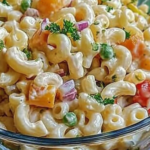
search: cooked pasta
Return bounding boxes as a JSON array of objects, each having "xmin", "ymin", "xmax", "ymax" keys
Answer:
[{"xmin": 0, "ymin": 0, "xmax": 150, "ymax": 149}]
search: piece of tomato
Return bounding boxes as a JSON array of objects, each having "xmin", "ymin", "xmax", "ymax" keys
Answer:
[{"xmin": 133, "ymin": 80, "xmax": 150, "ymax": 107}]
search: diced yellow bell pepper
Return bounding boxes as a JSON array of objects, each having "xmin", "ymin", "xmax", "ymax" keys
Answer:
[{"xmin": 127, "ymin": 3, "xmax": 149, "ymax": 19}]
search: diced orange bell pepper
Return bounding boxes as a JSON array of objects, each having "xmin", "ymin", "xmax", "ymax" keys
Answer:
[
  {"xmin": 140, "ymin": 56, "xmax": 150, "ymax": 70},
  {"xmin": 120, "ymin": 35, "xmax": 146, "ymax": 59},
  {"xmin": 29, "ymin": 29, "xmax": 50, "ymax": 52},
  {"xmin": 98, "ymin": 0, "xmax": 101, "ymax": 4},
  {"xmin": 28, "ymin": 83, "xmax": 56, "ymax": 108},
  {"xmin": 37, "ymin": 0, "xmax": 65, "ymax": 18}
]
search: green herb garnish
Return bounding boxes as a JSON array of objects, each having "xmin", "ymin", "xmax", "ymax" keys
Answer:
[
  {"xmin": 131, "ymin": 0, "xmax": 138, "ymax": 3},
  {"xmin": 100, "ymin": 43, "xmax": 114, "ymax": 60},
  {"xmin": 91, "ymin": 93, "xmax": 103, "ymax": 104},
  {"xmin": 2, "ymin": 0, "xmax": 9, "ymax": 6},
  {"xmin": 90, "ymin": 93, "xmax": 115, "ymax": 105},
  {"xmin": 134, "ymin": 148, "xmax": 140, "ymax": 150},
  {"xmin": 103, "ymin": 97, "xmax": 115, "ymax": 105},
  {"xmin": 0, "ymin": 40, "xmax": 5, "ymax": 51},
  {"xmin": 106, "ymin": 6, "xmax": 113, "ymax": 12},
  {"xmin": 101, "ymin": 0, "xmax": 111, "ymax": 3},
  {"xmin": 112, "ymin": 74, "xmax": 117, "ymax": 82},
  {"xmin": 45, "ymin": 20, "xmax": 80, "ymax": 41},
  {"xmin": 94, "ymin": 21, "xmax": 99, "ymax": 25},
  {"xmin": 76, "ymin": 134, "xmax": 81, "ymax": 138},
  {"xmin": 124, "ymin": 30, "xmax": 131, "ymax": 39},
  {"xmin": 91, "ymin": 43, "xmax": 100, "ymax": 51},
  {"xmin": 96, "ymin": 81, "xmax": 105, "ymax": 88},
  {"xmin": 102, "ymin": 29, "xmax": 106, "ymax": 33},
  {"xmin": 45, "ymin": 22, "xmax": 60, "ymax": 33},
  {"xmin": 22, "ymin": 48, "xmax": 32, "ymax": 60},
  {"xmin": 62, "ymin": 20, "xmax": 80, "ymax": 41},
  {"xmin": 96, "ymin": 31, "xmax": 100, "ymax": 35}
]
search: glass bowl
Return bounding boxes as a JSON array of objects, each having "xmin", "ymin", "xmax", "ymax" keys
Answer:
[
  {"xmin": 0, "ymin": 116, "xmax": 150, "ymax": 150},
  {"xmin": 0, "ymin": 1, "xmax": 150, "ymax": 150}
]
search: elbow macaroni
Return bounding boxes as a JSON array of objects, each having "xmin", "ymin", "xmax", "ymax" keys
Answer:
[
  {"xmin": 101, "ymin": 81, "xmax": 136, "ymax": 99},
  {"xmin": 75, "ymin": 3, "xmax": 95, "ymax": 25},
  {"xmin": 0, "ymin": 0, "xmax": 149, "ymax": 149},
  {"xmin": 5, "ymin": 47, "xmax": 43, "ymax": 77},
  {"xmin": 46, "ymin": 34, "xmax": 71, "ymax": 64},
  {"xmin": 14, "ymin": 103, "xmax": 49, "ymax": 137},
  {"xmin": 5, "ymin": 21, "xmax": 28, "ymax": 50}
]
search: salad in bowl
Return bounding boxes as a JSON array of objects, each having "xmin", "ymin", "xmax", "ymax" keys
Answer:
[{"xmin": 0, "ymin": 0, "xmax": 150, "ymax": 149}]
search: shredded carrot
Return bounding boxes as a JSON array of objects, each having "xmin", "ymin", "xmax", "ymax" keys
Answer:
[{"xmin": 28, "ymin": 83, "xmax": 56, "ymax": 108}]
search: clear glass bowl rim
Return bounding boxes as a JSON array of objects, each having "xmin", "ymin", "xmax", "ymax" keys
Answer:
[{"xmin": 0, "ymin": 116, "xmax": 150, "ymax": 147}]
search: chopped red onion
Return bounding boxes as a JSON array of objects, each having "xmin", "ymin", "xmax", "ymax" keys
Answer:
[
  {"xmin": 41, "ymin": 18, "xmax": 50, "ymax": 31},
  {"xmin": 75, "ymin": 21, "xmax": 89, "ymax": 31},
  {"xmin": 62, "ymin": 88, "xmax": 77, "ymax": 101},
  {"xmin": 67, "ymin": 0, "xmax": 73, "ymax": 7},
  {"xmin": 57, "ymin": 80, "xmax": 77, "ymax": 101},
  {"xmin": 24, "ymin": 8, "xmax": 39, "ymax": 18}
]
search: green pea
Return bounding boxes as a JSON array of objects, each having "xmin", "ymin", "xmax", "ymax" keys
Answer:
[
  {"xmin": 20, "ymin": 0, "xmax": 31, "ymax": 12},
  {"xmin": 100, "ymin": 44, "xmax": 114, "ymax": 60},
  {"xmin": 63, "ymin": 112, "xmax": 77, "ymax": 127}
]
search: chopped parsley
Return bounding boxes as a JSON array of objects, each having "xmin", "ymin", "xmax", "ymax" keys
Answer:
[
  {"xmin": 96, "ymin": 31, "xmax": 100, "ymax": 35},
  {"xmin": 103, "ymin": 97, "xmax": 115, "ymax": 105},
  {"xmin": 45, "ymin": 22, "xmax": 60, "ymax": 33},
  {"xmin": 90, "ymin": 93, "xmax": 115, "ymax": 105},
  {"xmin": 2, "ymin": 0, "xmax": 9, "ymax": 6},
  {"xmin": 61, "ymin": 20, "xmax": 80, "ymax": 41},
  {"xmin": 22, "ymin": 48, "xmax": 32, "ymax": 60},
  {"xmin": 45, "ymin": 20, "xmax": 80, "ymax": 41},
  {"xmin": 91, "ymin": 43, "xmax": 100, "ymax": 51},
  {"xmin": 76, "ymin": 134, "xmax": 81, "ymax": 138},
  {"xmin": 112, "ymin": 74, "xmax": 117, "ymax": 82},
  {"xmin": 102, "ymin": 29, "xmax": 106, "ymax": 33},
  {"xmin": 101, "ymin": 0, "xmax": 111, "ymax": 3},
  {"xmin": 96, "ymin": 81, "xmax": 105, "ymax": 88},
  {"xmin": 106, "ymin": 6, "xmax": 113, "ymax": 12},
  {"xmin": 74, "ymin": 147, "xmax": 81, "ymax": 150},
  {"xmin": 0, "ymin": 40, "xmax": 5, "ymax": 51},
  {"xmin": 103, "ymin": 23, "xmax": 107, "ymax": 28},
  {"xmin": 94, "ymin": 21, "xmax": 99, "ymax": 25},
  {"xmin": 124, "ymin": 30, "xmax": 131, "ymax": 39},
  {"xmin": 131, "ymin": 0, "xmax": 138, "ymax": 3}
]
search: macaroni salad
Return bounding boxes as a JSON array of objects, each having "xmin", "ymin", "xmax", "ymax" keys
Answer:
[{"xmin": 0, "ymin": 0, "xmax": 150, "ymax": 149}]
